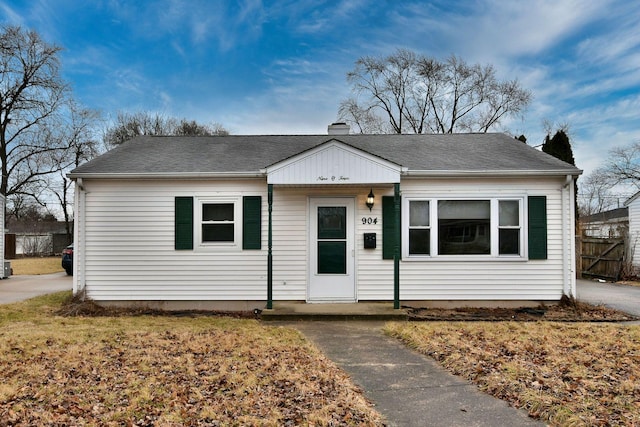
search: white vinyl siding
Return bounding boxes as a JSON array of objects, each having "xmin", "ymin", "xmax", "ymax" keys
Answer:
[
  {"xmin": 78, "ymin": 179, "xmax": 267, "ymax": 301},
  {"xmin": 397, "ymin": 177, "xmax": 569, "ymax": 301},
  {"xmin": 74, "ymin": 175, "xmax": 573, "ymax": 303}
]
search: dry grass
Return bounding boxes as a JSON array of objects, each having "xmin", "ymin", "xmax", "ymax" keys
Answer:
[
  {"xmin": 0, "ymin": 292, "xmax": 384, "ymax": 426},
  {"xmin": 385, "ymin": 321, "xmax": 640, "ymax": 426},
  {"xmin": 9, "ymin": 257, "xmax": 64, "ymax": 275}
]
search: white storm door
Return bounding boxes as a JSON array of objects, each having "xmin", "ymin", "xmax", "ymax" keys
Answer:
[{"xmin": 309, "ymin": 198, "xmax": 356, "ymax": 302}]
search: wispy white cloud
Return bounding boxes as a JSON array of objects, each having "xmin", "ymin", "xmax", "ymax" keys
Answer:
[
  {"xmin": 4, "ymin": 0, "xmax": 638, "ymax": 180},
  {"xmin": 0, "ymin": 2, "xmax": 25, "ymax": 25},
  {"xmin": 392, "ymin": 0, "xmax": 611, "ymax": 63}
]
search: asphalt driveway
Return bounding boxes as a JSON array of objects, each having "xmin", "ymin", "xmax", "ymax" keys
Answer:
[
  {"xmin": 0, "ymin": 272, "xmax": 72, "ymax": 304},
  {"xmin": 576, "ymin": 278, "xmax": 640, "ymax": 318}
]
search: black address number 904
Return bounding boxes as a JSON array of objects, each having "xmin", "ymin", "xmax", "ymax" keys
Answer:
[{"xmin": 362, "ymin": 217, "xmax": 378, "ymax": 225}]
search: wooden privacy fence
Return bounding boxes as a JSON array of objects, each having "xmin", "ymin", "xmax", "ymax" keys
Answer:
[{"xmin": 578, "ymin": 237, "xmax": 626, "ymax": 281}]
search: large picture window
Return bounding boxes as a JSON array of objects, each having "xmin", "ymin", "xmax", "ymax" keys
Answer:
[
  {"xmin": 438, "ymin": 200, "xmax": 490, "ymax": 255},
  {"xmin": 403, "ymin": 197, "xmax": 524, "ymax": 259}
]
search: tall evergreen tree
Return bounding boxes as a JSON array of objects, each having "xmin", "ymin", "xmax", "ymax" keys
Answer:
[
  {"xmin": 543, "ymin": 130, "xmax": 579, "ymax": 221},
  {"xmin": 542, "ymin": 130, "xmax": 575, "ymax": 165}
]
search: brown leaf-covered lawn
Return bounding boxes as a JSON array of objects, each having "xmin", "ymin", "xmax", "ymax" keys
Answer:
[
  {"xmin": 385, "ymin": 321, "xmax": 640, "ymax": 426},
  {"xmin": 0, "ymin": 292, "xmax": 384, "ymax": 426}
]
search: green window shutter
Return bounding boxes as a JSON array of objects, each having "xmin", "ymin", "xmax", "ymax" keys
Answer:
[
  {"xmin": 528, "ymin": 196, "xmax": 547, "ymax": 259},
  {"xmin": 175, "ymin": 197, "xmax": 193, "ymax": 250},
  {"xmin": 382, "ymin": 196, "xmax": 397, "ymax": 260},
  {"xmin": 243, "ymin": 196, "xmax": 262, "ymax": 250}
]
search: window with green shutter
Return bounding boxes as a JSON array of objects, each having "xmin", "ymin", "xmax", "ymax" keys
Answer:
[
  {"xmin": 243, "ymin": 196, "xmax": 262, "ymax": 249},
  {"xmin": 177, "ymin": 196, "xmax": 261, "ymax": 250},
  {"xmin": 175, "ymin": 197, "xmax": 194, "ymax": 250},
  {"xmin": 527, "ymin": 196, "xmax": 547, "ymax": 260}
]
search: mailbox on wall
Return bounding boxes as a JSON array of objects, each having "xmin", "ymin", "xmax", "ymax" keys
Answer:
[{"xmin": 364, "ymin": 233, "xmax": 376, "ymax": 249}]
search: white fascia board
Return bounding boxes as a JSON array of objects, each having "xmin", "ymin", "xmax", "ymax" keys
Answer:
[
  {"xmin": 66, "ymin": 171, "xmax": 265, "ymax": 180},
  {"xmin": 403, "ymin": 169, "xmax": 583, "ymax": 178}
]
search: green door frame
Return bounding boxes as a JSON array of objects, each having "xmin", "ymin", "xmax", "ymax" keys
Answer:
[
  {"xmin": 267, "ymin": 184, "xmax": 273, "ymax": 309},
  {"xmin": 393, "ymin": 183, "xmax": 400, "ymax": 309}
]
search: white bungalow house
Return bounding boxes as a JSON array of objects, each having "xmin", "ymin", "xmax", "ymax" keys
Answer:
[{"xmin": 68, "ymin": 126, "xmax": 582, "ymax": 310}]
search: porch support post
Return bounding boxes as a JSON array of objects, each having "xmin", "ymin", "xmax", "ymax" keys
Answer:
[
  {"xmin": 393, "ymin": 183, "xmax": 400, "ymax": 309},
  {"xmin": 267, "ymin": 184, "xmax": 273, "ymax": 309}
]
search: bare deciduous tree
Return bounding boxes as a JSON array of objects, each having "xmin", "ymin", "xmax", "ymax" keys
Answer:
[
  {"xmin": 47, "ymin": 100, "xmax": 102, "ymax": 239},
  {"xmin": 600, "ymin": 141, "xmax": 640, "ymax": 190},
  {"xmin": 0, "ymin": 25, "xmax": 69, "ymax": 203},
  {"xmin": 578, "ymin": 169, "xmax": 618, "ymax": 217},
  {"xmin": 104, "ymin": 111, "xmax": 229, "ymax": 147},
  {"xmin": 174, "ymin": 119, "xmax": 229, "ymax": 136},
  {"xmin": 339, "ymin": 49, "xmax": 531, "ymax": 134}
]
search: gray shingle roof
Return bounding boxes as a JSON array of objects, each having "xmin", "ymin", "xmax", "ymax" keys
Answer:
[
  {"xmin": 69, "ymin": 133, "xmax": 582, "ymax": 177},
  {"xmin": 580, "ymin": 207, "xmax": 628, "ymax": 223}
]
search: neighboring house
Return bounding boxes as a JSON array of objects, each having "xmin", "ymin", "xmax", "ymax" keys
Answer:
[
  {"xmin": 624, "ymin": 193, "xmax": 640, "ymax": 267},
  {"xmin": 5, "ymin": 221, "xmax": 72, "ymax": 257},
  {"xmin": 580, "ymin": 207, "xmax": 628, "ymax": 238},
  {"xmin": 68, "ymin": 126, "xmax": 582, "ymax": 310}
]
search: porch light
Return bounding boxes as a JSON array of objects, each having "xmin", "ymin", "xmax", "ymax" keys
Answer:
[{"xmin": 366, "ymin": 188, "xmax": 375, "ymax": 211}]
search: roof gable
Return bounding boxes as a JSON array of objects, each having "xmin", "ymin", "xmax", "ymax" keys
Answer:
[{"xmin": 266, "ymin": 140, "xmax": 404, "ymax": 184}]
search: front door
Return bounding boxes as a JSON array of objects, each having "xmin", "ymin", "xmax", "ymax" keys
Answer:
[{"xmin": 309, "ymin": 198, "xmax": 355, "ymax": 302}]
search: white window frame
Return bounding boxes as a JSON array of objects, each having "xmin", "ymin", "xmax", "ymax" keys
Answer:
[
  {"xmin": 402, "ymin": 197, "xmax": 525, "ymax": 261},
  {"xmin": 196, "ymin": 198, "xmax": 241, "ymax": 249},
  {"xmin": 496, "ymin": 199, "xmax": 523, "ymax": 257}
]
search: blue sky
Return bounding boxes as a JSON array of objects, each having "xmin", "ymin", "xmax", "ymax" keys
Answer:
[{"xmin": 2, "ymin": 0, "xmax": 639, "ymax": 183}]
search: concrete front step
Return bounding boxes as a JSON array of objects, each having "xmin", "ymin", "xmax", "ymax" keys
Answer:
[{"xmin": 260, "ymin": 302, "xmax": 408, "ymax": 321}]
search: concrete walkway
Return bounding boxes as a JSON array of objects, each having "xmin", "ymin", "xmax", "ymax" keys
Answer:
[
  {"xmin": 0, "ymin": 272, "xmax": 72, "ymax": 304},
  {"xmin": 286, "ymin": 321, "xmax": 544, "ymax": 427}
]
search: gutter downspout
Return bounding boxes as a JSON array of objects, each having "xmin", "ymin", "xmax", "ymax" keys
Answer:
[
  {"xmin": 562, "ymin": 175, "xmax": 576, "ymax": 297},
  {"xmin": 74, "ymin": 178, "xmax": 86, "ymax": 299}
]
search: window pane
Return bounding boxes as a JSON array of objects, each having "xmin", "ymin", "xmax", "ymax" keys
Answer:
[
  {"xmin": 203, "ymin": 203, "xmax": 234, "ymax": 221},
  {"xmin": 438, "ymin": 201, "xmax": 490, "ymax": 255},
  {"xmin": 409, "ymin": 229, "xmax": 430, "ymax": 255},
  {"xmin": 410, "ymin": 201, "xmax": 430, "ymax": 226},
  {"xmin": 318, "ymin": 207, "xmax": 346, "ymax": 239},
  {"xmin": 439, "ymin": 200, "xmax": 490, "ymax": 219},
  {"xmin": 318, "ymin": 241, "xmax": 346, "ymax": 274},
  {"xmin": 499, "ymin": 201, "xmax": 519, "ymax": 226},
  {"xmin": 439, "ymin": 220, "xmax": 490, "ymax": 254},
  {"xmin": 499, "ymin": 229, "xmax": 520, "ymax": 255},
  {"xmin": 202, "ymin": 224, "xmax": 234, "ymax": 242}
]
